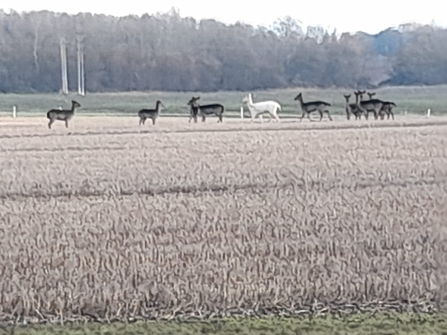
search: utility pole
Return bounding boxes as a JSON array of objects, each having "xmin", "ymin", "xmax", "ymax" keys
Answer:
[
  {"xmin": 76, "ymin": 34, "xmax": 86, "ymax": 96},
  {"xmin": 59, "ymin": 37, "xmax": 68, "ymax": 95}
]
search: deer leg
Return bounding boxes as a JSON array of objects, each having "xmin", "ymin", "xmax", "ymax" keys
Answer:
[
  {"xmin": 48, "ymin": 119, "xmax": 54, "ymax": 129},
  {"xmin": 299, "ymin": 112, "xmax": 306, "ymax": 122},
  {"xmin": 326, "ymin": 110, "xmax": 333, "ymax": 121},
  {"xmin": 152, "ymin": 118, "xmax": 156, "ymax": 125},
  {"xmin": 65, "ymin": 120, "xmax": 69, "ymax": 128},
  {"xmin": 318, "ymin": 110, "xmax": 323, "ymax": 122}
]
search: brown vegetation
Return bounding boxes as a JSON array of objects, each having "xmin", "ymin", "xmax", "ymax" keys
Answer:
[
  {"xmin": 0, "ymin": 116, "xmax": 446, "ymax": 324},
  {"xmin": 0, "ymin": 9, "xmax": 446, "ymax": 92}
]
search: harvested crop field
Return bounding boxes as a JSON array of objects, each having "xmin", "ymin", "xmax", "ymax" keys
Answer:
[{"xmin": 0, "ymin": 115, "xmax": 447, "ymax": 325}]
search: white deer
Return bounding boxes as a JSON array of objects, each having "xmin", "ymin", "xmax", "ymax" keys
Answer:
[{"xmin": 242, "ymin": 93, "xmax": 281, "ymax": 122}]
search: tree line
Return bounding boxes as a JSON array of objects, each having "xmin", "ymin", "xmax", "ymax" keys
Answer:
[{"xmin": 0, "ymin": 8, "xmax": 446, "ymax": 93}]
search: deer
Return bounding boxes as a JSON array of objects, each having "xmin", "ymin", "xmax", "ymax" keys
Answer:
[
  {"xmin": 366, "ymin": 91, "xmax": 396, "ymax": 120},
  {"xmin": 294, "ymin": 93, "xmax": 332, "ymax": 122},
  {"xmin": 241, "ymin": 93, "xmax": 281, "ymax": 122},
  {"xmin": 138, "ymin": 100, "xmax": 165, "ymax": 125},
  {"xmin": 186, "ymin": 97, "xmax": 224, "ymax": 123},
  {"xmin": 367, "ymin": 92, "xmax": 376, "ymax": 99},
  {"xmin": 343, "ymin": 93, "xmax": 364, "ymax": 120},
  {"xmin": 356, "ymin": 90, "xmax": 386, "ymax": 120},
  {"xmin": 47, "ymin": 100, "xmax": 81, "ymax": 129},
  {"xmin": 379, "ymin": 102, "xmax": 396, "ymax": 120}
]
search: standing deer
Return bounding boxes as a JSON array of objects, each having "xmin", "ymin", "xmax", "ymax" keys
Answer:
[
  {"xmin": 295, "ymin": 93, "xmax": 332, "ymax": 121},
  {"xmin": 379, "ymin": 102, "xmax": 396, "ymax": 120},
  {"xmin": 356, "ymin": 90, "xmax": 386, "ymax": 120},
  {"xmin": 365, "ymin": 91, "xmax": 396, "ymax": 120},
  {"xmin": 47, "ymin": 100, "xmax": 81, "ymax": 129},
  {"xmin": 242, "ymin": 93, "xmax": 281, "ymax": 122},
  {"xmin": 187, "ymin": 97, "xmax": 224, "ymax": 123},
  {"xmin": 343, "ymin": 93, "xmax": 363, "ymax": 120},
  {"xmin": 138, "ymin": 100, "xmax": 165, "ymax": 125}
]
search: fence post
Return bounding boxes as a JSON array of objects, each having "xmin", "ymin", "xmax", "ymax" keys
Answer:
[
  {"xmin": 240, "ymin": 106, "xmax": 244, "ymax": 119},
  {"xmin": 12, "ymin": 105, "xmax": 16, "ymax": 118},
  {"xmin": 426, "ymin": 108, "xmax": 431, "ymax": 118}
]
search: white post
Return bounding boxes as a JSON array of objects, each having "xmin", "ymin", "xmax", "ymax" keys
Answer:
[
  {"xmin": 404, "ymin": 110, "xmax": 407, "ymax": 116},
  {"xmin": 426, "ymin": 108, "xmax": 431, "ymax": 118},
  {"xmin": 240, "ymin": 106, "xmax": 244, "ymax": 119},
  {"xmin": 12, "ymin": 105, "xmax": 16, "ymax": 118}
]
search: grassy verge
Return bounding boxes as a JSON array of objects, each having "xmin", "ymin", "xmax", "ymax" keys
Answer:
[
  {"xmin": 3, "ymin": 313, "xmax": 447, "ymax": 335},
  {"xmin": 0, "ymin": 85, "xmax": 446, "ymax": 118}
]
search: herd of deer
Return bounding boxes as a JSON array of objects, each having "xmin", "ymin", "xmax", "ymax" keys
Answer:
[{"xmin": 45, "ymin": 91, "xmax": 396, "ymax": 129}]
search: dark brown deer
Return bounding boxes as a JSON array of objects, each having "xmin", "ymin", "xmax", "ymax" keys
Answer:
[
  {"xmin": 356, "ymin": 90, "xmax": 386, "ymax": 120},
  {"xmin": 47, "ymin": 100, "xmax": 81, "ymax": 129},
  {"xmin": 343, "ymin": 93, "xmax": 364, "ymax": 120},
  {"xmin": 366, "ymin": 91, "xmax": 396, "ymax": 120},
  {"xmin": 295, "ymin": 93, "xmax": 332, "ymax": 122},
  {"xmin": 187, "ymin": 97, "xmax": 225, "ymax": 123},
  {"xmin": 138, "ymin": 100, "xmax": 165, "ymax": 125},
  {"xmin": 379, "ymin": 102, "xmax": 396, "ymax": 120}
]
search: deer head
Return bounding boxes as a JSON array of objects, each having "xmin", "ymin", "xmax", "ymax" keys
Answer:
[
  {"xmin": 187, "ymin": 97, "xmax": 200, "ymax": 106},
  {"xmin": 156, "ymin": 100, "xmax": 166, "ymax": 109}
]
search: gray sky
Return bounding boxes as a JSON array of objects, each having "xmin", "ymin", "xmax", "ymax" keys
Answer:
[{"xmin": 2, "ymin": 0, "xmax": 445, "ymax": 34}]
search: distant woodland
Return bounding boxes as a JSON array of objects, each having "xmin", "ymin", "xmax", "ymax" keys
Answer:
[{"xmin": 0, "ymin": 8, "xmax": 447, "ymax": 93}]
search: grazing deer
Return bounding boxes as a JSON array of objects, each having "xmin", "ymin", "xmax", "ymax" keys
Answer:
[
  {"xmin": 242, "ymin": 93, "xmax": 281, "ymax": 122},
  {"xmin": 187, "ymin": 97, "xmax": 224, "ymax": 123},
  {"xmin": 47, "ymin": 100, "xmax": 81, "ymax": 129},
  {"xmin": 295, "ymin": 93, "xmax": 332, "ymax": 122},
  {"xmin": 356, "ymin": 90, "xmax": 386, "ymax": 120},
  {"xmin": 138, "ymin": 100, "xmax": 165, "ymax": 125}
]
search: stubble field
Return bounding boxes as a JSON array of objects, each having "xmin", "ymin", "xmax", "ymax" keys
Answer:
[{"xmin": 0, "ymin": 115, "xmax": 447, "ymax": 332}]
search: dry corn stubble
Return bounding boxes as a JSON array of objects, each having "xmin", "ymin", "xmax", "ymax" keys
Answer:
[{"xmin": 0, "ymin": 117, "xmax": 446, "ymax": 324}]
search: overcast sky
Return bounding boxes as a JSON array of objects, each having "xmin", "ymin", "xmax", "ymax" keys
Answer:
[{"xmin": 1, "ymin": 0, "xmax": 445, "ymax": 34}]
